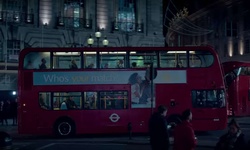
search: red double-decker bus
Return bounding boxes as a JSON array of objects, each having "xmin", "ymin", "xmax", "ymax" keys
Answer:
[
  {"xmin": 223, "ymin": 61, "xmax": 250, "ymax": 116},
  {"xmin": 18, "ymin": 46, "xmax": 227, "ymax": 136}
]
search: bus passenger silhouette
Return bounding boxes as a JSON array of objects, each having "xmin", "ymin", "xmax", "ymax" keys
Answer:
[{"xmin": 39, "ymin": 58, "xmax": 47, "ymax": 69}]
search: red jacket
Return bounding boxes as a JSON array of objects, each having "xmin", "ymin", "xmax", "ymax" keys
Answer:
[{"xmin": 173, "ymin": 121, "xmax": 197, "ymax": 150}]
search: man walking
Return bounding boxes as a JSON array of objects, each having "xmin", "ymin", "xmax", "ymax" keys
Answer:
[{"xmin": 149, "ymin": 105, "xmax": 169, "ymax": 150}]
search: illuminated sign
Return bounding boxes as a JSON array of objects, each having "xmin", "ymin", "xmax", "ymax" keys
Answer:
[{"xmin": 33, "ymin": 70, "xmax": 186, "ymax": 85}]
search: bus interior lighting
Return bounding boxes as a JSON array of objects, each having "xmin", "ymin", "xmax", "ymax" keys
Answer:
[
  {"xmin": 84, "ymin": 52, "xmax": 96, "ymax": 54},
  {"xmin": 53, "ymin": 52, "xmax": 80, "ymax": 55},
  {"xmin": 167, "ymin": 51, "xmax": 195, "ymax": 54}
]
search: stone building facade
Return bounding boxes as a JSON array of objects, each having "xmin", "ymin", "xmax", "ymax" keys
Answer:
[{"xmin": 0, "ymin": 0, "xmax": 165, "ymax": 90}]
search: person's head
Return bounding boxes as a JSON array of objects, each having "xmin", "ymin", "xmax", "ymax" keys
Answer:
[
  {"xmin": 178, "ymin": 61, "xmax": 183, "ymax": 67},
  {"xmin": 39, "ymin": 94, "xmax": 43, "ymax": 98},
  {"xmin": 88, "ymin": 63, "xmax": 94, "ymax": 68},
  {"xmin": 41, "ymin": 58, "xmax": 46, "ymax": 63},
  {"xmin": 157, "ymin": 105, "xmax": 168, "ymax": 117},
  {"xmin": 104, "ymin": 63, "xmax": 109, "ymax": 68},
  {"xmin": 128, "ymin": 73, "xmax": 142, "ymax": 84},
  {"xmin": 228, "ymin": 119, "xmax": 240, "ymax": 135},
  {"xmin": 71, "ymin": 60, "xmax": 76, "ymax": 64},
  {"xmin": 119, "ymin": 59, "xmax": 124, "ymax": 64},
  {"xmin": 132, "ymin": 62, "xmax": 137, "ymax": 68},
  {"xmin": 182, "ymin": 109, "xmax": 192, "ymax": 121}
]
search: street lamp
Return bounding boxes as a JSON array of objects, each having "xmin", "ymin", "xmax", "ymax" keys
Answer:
[
  {"xmin": 95, "ymin": 30, "xmax": 102, "ymax": 47},
  {"xmin": 87, "ymin": 34, "xmax": 94, "ymax": 47},
  {"xmin": 102, "ymin": 36, "xmax": 109, "ymax": 47}
]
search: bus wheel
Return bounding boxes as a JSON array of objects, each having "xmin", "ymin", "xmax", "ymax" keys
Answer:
[{"xmin": 54, "ymin": 120, "xmax": 75, "ymax": 137}]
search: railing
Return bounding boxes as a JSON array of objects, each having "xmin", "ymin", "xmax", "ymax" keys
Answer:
[
  {"xmin": 0, "ymin": 11, "xmax": 34, "ymax": 24},
  {"xmin": 111, "ymin": 21, "xmax": 144, "ymax": 33},
  {"xmin": 57, "ymin": 17, "xmax": 92, "ymax": 29}
]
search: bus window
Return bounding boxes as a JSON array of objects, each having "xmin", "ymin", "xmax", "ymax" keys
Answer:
[
  {"xmin": 159, "ymin": 51, "xmax": 187, "ymax": 68},
  {"xmin": 53, "ymin": 52, "xmax": 81, "ymax": 69},
  {"xmin": 189, "ymin": 51, "xmax": 214, "ymax": 68},
  {"xmin": 84, "ymin": 92, "xmax": 97, "ymax": 109},
  {"xmin": 53, "ymin": 92, "xmax": 82, "ymax": 110},
  {"xmin": 99, "ymin": 91, "xmax": 128, "ymax": 110},
  {"xmin": 177, "ymin": 53, "xmax": 187, "ymax": 68},
  {"xmin": 130, "ymin": 51, "xmax": 157, "ymax": 68},
  {"xmin": 24, "ymin": 52, "xmax": 50, "ymax": 69},
  {"xmin": 84, "ymin": 52, "xmax": 97, "ymax": 69},
  {"xmin": 189, "ymin": 53, "xmax": 201, "ymax": 68},
  {"xmin": 99, "ymin": 52, "xmax": 126, "ymax": 68},
  {"xmin": 192, "ymin": 90, "xmax": 225, "ymax": 108},
  {"xmin": 39, "ymin": 92, "xmax": 51, "ymax": 110}
]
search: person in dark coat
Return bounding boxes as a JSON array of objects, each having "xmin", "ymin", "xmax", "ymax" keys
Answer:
[
  {"xmin": 215, "ymin": 119, "xmax": 246, "ymax": 150},
  {"xmin": 10, "ymin": 99, "xmax": 18, "ymax": 125},
  {"xmin": 149, "ymin": 105, "xmax": 169, "ymax": 150},
  {"xmin": 173, "ymin": 109, "xmax": 197, "ymax": 150}
]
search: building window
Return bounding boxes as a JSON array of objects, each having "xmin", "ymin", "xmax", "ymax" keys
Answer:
[
  {"xmin": 7, "ymin": 40, "xmax": 20, "ymax": 62},
  {"xmin": 245, "ymin": 39, "xmax": 250, "ymax": 54},
  {"xmin": 64, "ymin": 0, "xmax": 85, "ymax": 28},
  {"xmin": 2, "ymin": 0, "xmax": 27, "ymax": 23},
  {"xmin": 224, "ymin": 44, "xmax": 227, "ymax": 57},
  {"xmin": 117, "ymin": 0, "xmax": 136, "ymax": 32},
  {"xmin": 233, "ymin": 42, "xmax": 238, "ymax": 55},
  {"xmin": 226, "ymin": 21, "xmax": 237, "ymax": 37}
]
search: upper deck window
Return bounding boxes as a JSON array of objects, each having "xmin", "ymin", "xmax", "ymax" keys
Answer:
[
  {"xmin": 84, "ymin": 52, "xmax": 97, "ymax": 69},
  {"xmin": 129, "ymin": 51, "xmax": 157, "ymax": 68},
  {"xmin": 53, "ymin": 52, "xmax": 81, "ymax": 69},
  {"xmin": 159, "ymin": 51, "xmax": 187, "ymax": 68},
  {"xmin": 99, "ymin": 51, "xmax": 126, "ymax": 68},
  {"xmin": 189, "ymin": 51, "xmax": 214, "ymax": 68},
  {"xmin": 238, "ymin": 67, "xmax": 250, "ymax": 75},
  {"xmin": 24, "ymin": 52, "xmax": 50, "ymax": 69}
]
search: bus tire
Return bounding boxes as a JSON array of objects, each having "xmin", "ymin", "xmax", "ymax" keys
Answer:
[{"xmin": 54, "ymin": 118, "xmax": 75, "ymax": 137}]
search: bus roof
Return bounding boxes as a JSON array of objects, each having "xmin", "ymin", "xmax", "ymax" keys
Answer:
[{"xmin": 222, "ymin": 61, "xmax": 250, "ymax": 73}]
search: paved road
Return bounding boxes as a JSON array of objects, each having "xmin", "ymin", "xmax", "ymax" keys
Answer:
[
  {"xmin": 2, "ymin": 117, "xmax": 250, "ymax": 150},
  {"xmin": 14, "ymin": 141, "xmax": 214, "ymax": 150}
]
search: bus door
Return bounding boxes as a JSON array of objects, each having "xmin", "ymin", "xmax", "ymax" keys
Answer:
[
  {"xmin": 238, "ymin": 75, "xmax": 249, "ymax": 116},
  {"xmin": 98, "ymin": 90, "xmax": 130, "ymax": 134}
]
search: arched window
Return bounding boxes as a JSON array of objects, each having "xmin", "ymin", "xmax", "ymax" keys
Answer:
[
  {"xmin": 64, "ymin": 0, "xmax": 85, "ymax": 28},
  {"xmin": 117, "ymin": 0, "xmax": 136, "ymax": 32}
]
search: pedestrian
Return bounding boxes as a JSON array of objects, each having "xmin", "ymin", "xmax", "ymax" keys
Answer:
[
  {"xmin": 0, "ymin": 101, "xmax": 8, "ymax": 125},
  {"xmin": 215, "ymin": 118, "xmax": 246, "ymax": 150},
  {"xmin": 173, "ymin": 109, "xmax": 197, "ymax": 150},
  {"xmin": 148, "ymin": 105, "xmax": 169, "ymax": 150},
  {"xmin": 10, "ymin": 99, "xmax": 18, "ymax": 125}
]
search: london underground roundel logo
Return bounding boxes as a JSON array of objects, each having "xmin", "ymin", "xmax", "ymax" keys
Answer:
[{"xmin": 109, "ymin": 113, "xmax": 120, "ymax": 122}]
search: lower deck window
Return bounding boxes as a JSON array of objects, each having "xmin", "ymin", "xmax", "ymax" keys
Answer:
[
  {"xmin": 192, "ymin": 89, "xmax": 226, "ymax": 108},
  {"xmin": 38, "ymin": 91, "xmax": 128, "ymax": 110}
]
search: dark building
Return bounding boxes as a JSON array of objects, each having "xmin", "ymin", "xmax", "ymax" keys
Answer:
[{"xmin": 165, "ymin": 0, "xmax": 250, "ymax": 62}]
